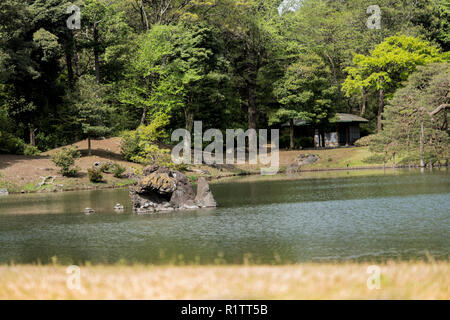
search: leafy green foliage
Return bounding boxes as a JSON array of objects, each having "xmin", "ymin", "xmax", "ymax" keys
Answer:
[
  {"xmin": 0, "ymin": 131, "xmax": 25, "ymax": 154},
  {"xmin": 370, "ymin": 63, "xmax": 449, "ymax": 165},
  {"xmin": 112, "ymin": 163, "xmax": 126, "ymax": 178},
  {"xmin": 273, "ymin": 52, "xmax": 337, "ymax": 126},
  {"xmin": 0, "ymin": 0, "xmax": 448, "ymax": 160},
  {"xmin": 87, "ymin": 168, "xmax": 103, "ymax": 183},
  {"xmin": 354, "ymin": 135, "xmax": 376, "ymax": 147},
  {"xmin": 342, "ymin": 34, "xmax": 446, "ymax": 130},
  {"xmin": 120, "ymin": 130, "xmax": 142, "ymax": 162},
  {"xmin": 99, "ymin": 162, "xmax": 113, "ymax": 173},
  {"xmin": 23, "ymin": 145, "xmax": 41, "ymax": 156},
  {"xmin": 120, "ymin": 112, "xmax": 170, "ymax": 161},
  {"xmin": 51, "ymin": 147, "xmax": 81, "ymax": 177},
  {"xmin": 74, "ymin": 75, "xmax": 113, "ymax": 140},
  {"xmin": 343, "ymin": 35, "xmax": 444, "ymax": 97}
]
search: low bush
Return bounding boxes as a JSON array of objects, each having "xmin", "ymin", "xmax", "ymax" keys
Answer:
[
  {"xmin": 362, "ymin": 154, "xmax": 386, "ymax": 164},
  {"xmin": 51, "ymin": 147, "xmax": 81, "ymax": 177},
  {"xmin": 99, "ymin": 162, "xmax": 114, "ymax": 173},
  {"xmin": 119, "ymin": 114, "xmax": 185, "ymax": 170},
  {"xmin": 112, "ymin": 163, "xmax": 126, "ymax": 178},
  {"xmin": 354, "ymin": 135, "xmax": 376, "ymax": 147},
  {"xmin": 121, "ymin": 130, "xmax": 186, "ymax": 171},
  {"xmin": 87, "ymin": 168, "xmax": 103, "ymax": 183},
  {"xmin": 0, "ymin": 132, "xmax": 25, "ymax": 154},
  {"xmin": 23, "ymin": 145, "xmax": 41, "ymax": 156}
]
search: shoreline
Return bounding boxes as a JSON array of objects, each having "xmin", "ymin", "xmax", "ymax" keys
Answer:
[
  {"xmin": 1, "ymin": 164, "xmax": 448, "ymax": 196},
  {"xmin": 2, "ymin": 142, "xmax": 448, "ymax": 196}
]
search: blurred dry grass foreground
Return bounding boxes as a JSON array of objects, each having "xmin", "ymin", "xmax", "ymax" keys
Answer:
[{"xmin": 0, "ymin": 261, "xmax": 448, "ymax": 300}]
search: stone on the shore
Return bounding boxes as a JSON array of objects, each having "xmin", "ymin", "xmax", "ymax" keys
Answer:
[
  {"xmin": 287, "ymin": 154, "xmax": 320, "ymax": 174},
  {"xmin": 114, "ymin": 203, "xmax": 124, "ymax": 211},
  {"xmin": 0, "ymin": 188, "xmax": 8, "ymax": 196},
  {"xmin": 297, "ymin": 154, "xmax": 319, "ymax": 165},
  {"xmin": 84, "ymin": 208, "xmax": 95, "ymax": 214},
  {"xmin": 195, "ymin": 177, "xmax": 217, "ymax": 208},
  {"xmin": 130, "ymin": 166, "xmax": 216, "ymax": 213},
  {"xmin": 142, "ymin": 165, "xmax": 160, "ymax": 176}
]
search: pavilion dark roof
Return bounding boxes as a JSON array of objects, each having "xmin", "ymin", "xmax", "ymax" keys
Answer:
[{"xmin": 281, "ymin": 113, "xmax": 368, "ymax": 127}]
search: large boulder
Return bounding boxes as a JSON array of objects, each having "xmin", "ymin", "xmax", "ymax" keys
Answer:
[
  {"xmin": 195, "ymin": 177, "xmax": 217, "ymax": 208},
  {"xmin": 130, "ymin": 166, "xmax": 216, "ymax": 213},
  {"xmin": 136, "ymin": 173, "xmax": 177, "ymax": 196},
  {"xmin": 297, "ymin": 154, "xmax": 319, "ymax": 165},
  {"xmin": 286, "ymin": 154, "xmax": 320, "ymax": 174}
]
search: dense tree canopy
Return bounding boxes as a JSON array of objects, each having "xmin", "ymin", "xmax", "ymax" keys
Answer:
[
  {"xmin": 0, "ymin": 0, "xmax": 448, "ymax": 157},
  {"xmin": 370, "ymin": 63, "xmax": 449, "ymax": 167},
  {"xmin": 342, "ymin": 35, "xmax": 446, "ymax": 132}
]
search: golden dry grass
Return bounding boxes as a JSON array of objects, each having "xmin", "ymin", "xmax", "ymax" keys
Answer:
[{"xmin": 0, "ymin": 261, "xmax": 448, "ymax": 300}]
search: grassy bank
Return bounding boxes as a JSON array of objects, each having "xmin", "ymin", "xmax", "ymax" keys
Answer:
[
  {"xmin": 0, "ymin": 261, "xmax": 448, "ymax": 299},
  {"xmin": 0, "ymin": 139, "xmax": 415, "ymax": 194}
]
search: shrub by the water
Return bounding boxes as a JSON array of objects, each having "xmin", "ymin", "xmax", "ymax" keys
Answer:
[
  {"xmin": 23, "ymin": 145, "xmax": 41, "ymax": 156},
  {"xmin": 88, "ymin": 168, "xmax": 103, "ymax": 183},
  {"xmin": 354, "ymin": 135, "xmax": 376, "ymax": 147},
  {"xmin": 51, "ymin": 147, "xmax": 80, "ymax": 177},
  {"xmin": 120, "ymin": 126, "xmax": 186, "ymax": 172},
  {"xmin": 362, "ymin": 154, "xmax": 386, "ymax": 164},
  {"xmin": 112, "ymin": 163, "xmax": 126, "ymax": 178},
  {"xmin": 99, "ymin": 162, "xmax": 113, "ymax": 173}
]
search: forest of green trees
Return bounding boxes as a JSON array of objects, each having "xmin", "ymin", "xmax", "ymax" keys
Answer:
[{"xmin": 0, "ymin": 0, "xmax": 448, "ymax": 166}]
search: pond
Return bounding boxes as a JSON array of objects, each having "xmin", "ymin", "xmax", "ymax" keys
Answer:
[{"xmin": 0, "ymin": 169, "xmax": 448, "ymax": 265}]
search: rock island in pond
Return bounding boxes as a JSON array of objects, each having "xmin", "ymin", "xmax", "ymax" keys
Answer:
[{"xmin": 129, "ymin": 166, "xmax": 217, "ymax": 213}]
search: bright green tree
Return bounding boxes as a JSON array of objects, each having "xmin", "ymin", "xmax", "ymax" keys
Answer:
[
  {"xmin": 74, "ymin": 75, "xmax": 113, "ymax": 155},
  {"xmin": 271, "ymin": 52, "xmax": 336, "ymax": 149},
  {"xmin": 118, "ymin": 24, "xmax": 182, "ymax": 127},
  {"xmin": 372, "ymin": 63, "xmax": 449, "ymax": 167},
  {"xmin": 342, "ymin": 35, "xmax": 445, "ymax": 132}
]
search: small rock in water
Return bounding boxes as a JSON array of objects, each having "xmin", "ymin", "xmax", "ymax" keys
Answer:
[
  {"xmin": 84, "ymin": 208, "xmax": 95, "ymax": 214},
  {"xmin": 114, "ymin": 203, "xmax": 124, "ymax": 211},
  {"xmin": 0, "ymin": 188, "xmax": 8, "ymax": 196}
]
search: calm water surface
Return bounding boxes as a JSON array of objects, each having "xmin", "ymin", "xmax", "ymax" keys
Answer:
[{"xmin": 0, "ymin": 169, "xmax": 448, "ymax": 264}]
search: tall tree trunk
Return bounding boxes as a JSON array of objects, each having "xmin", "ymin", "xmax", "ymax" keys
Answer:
[
  {"xmin": 93, "ymin": 22, "xmax": 100, "ymax": 84},
  {"xmin": 185, "ymin": 109, "xmax": 194, "ymax": 133},
  {"xmin": 140, "ymin": 105, "xmax": 148, "ymax": 126},
  {"xmin": 29, "ymin": 124, "xmax": 36, "ymax": 147},
  {"xmin": 88, "ymin": 136, "xmax": 92, "ymax": 156},
  {"xmin": 392, "ymin": 152, "xmax": 396, "ymax": 169},
  {"xmin": 65, "ymin": 46, "xmax": 74, "ymax": 89},
  {"xmin": 407, "ymin": 132, "xmax": 411, "ymax": 169},
  {"xmin": 246, "ymin": 45, "xmax": 260, "ymax": 130},
  {"xmin": 289, "ymin": 119, "xmax": 294, "ymax": 150},
  {"xmin": 248, "ymin": 82, "xmax": 257, "ymax": 130},
  {"xmin": 443, "ymin": 108, "xmax": 448, "ymax": 131},
  {"xmin": 360, "ymin": 90, "xmax": 366, "ymax": 116},
  {"xmin": 420, "ymin": 111, "xmax": 425, "ymax": 168},
  {"xmin": 377, "ymin": 88, "xmax": 384, "ymax": 132},
  {"xmin": 140, "ymin": 0, "xmax": 149, "ymax": 31}
]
